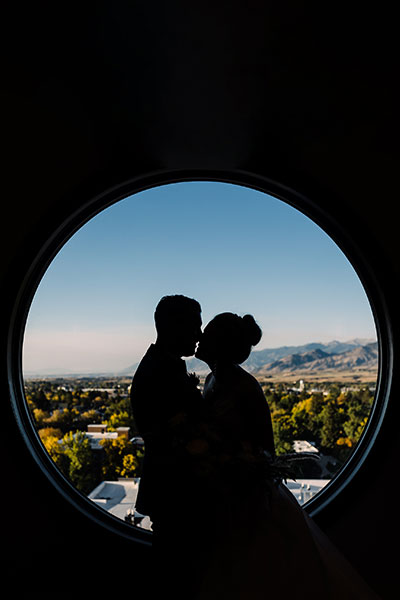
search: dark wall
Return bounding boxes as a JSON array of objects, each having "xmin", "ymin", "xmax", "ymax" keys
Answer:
[{"xmin": 2, "ymin": 3, "xmax": 398, "ymax": 596}]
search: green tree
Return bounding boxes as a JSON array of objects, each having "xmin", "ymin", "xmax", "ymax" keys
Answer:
[
  {"xmin": 44, "ymin": 408, "xmax": 80, "ymax": 433},
  {"xmin": 343, "ymin": 401, "xmax": 370, "ymax": 445},
  {"xmin": 32, "ymin": 388, "xmax": 51, "ymax": 411},
  {"xmin": 319, "ymin": 400, "xmax": 345, "ymax": 452},
  {"xmin": 271, "ymin": 409, "xmax": 295, "ymax": 455},
  {"xmin": 61, "ymin": 431, "xmax": 97, "ymax": 493},
  {"xmin": 290, "ymin": 394, "xmax": 324, "ymax": 443}
]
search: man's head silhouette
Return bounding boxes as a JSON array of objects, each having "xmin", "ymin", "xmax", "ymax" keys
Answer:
[{"xmin": 154, "ymin": 295, "xmax": 202, "ymax": 357}]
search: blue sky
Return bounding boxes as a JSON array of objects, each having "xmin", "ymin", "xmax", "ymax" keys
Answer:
[{"xmin": 23, "ymin": 181, "xmax": 377, "ymax": 374}]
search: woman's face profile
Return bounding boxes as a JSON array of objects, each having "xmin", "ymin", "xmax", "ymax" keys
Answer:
[
  {"xmin": 195, "ymin": 318, "xmax": 233, "ymax": 364},
  {"xmin": 195, "ymin": 321, "xmax": 219, "ymax": 363}
]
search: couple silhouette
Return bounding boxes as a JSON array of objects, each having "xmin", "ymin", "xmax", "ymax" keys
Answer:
[{"xmin": 130, "ymin": 295, "xmax": 379, "ymax": 599}]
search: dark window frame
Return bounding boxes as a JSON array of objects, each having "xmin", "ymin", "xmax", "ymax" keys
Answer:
[{"xmin": 7, "ymin": 170, "xmax": 393, "ymax": 544}]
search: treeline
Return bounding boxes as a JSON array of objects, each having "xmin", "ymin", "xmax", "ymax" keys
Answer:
[
  {"xmin": 265, "ymin": 382, "xmax": 374, "ymax": 475},
  {"xmin": 25, "ymin": 381, "xmax": 134, "ymax": 433},
  {"xmin": 25, "ymin": 381, "xmax": 142, "ymax": 494},
  {"xmin": 24, "ymin": 378, "xmax": 375, "ymax": 496}
]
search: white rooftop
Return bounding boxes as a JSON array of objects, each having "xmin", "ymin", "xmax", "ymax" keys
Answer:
[
  {"xmin": 292, "ymin": 440, "xmax": 319, "ymax": 454},
  {"xmin": 88, "ymin": 477, "xmax": 331, "ymax": 529},
  {"xmin": 284, "ymin": 479, "xmax": 331, "ymax": 505},
  {"xmin": 88, "ymin": 479, "xmax": 152, "ymax": 530}
]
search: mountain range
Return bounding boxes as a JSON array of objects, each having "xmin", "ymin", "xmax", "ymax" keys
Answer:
[
  {"xmin": 184, "ymin": 339, "xmax": 379, "ymax": 379},
  {"xmin": 253, "ymin": 342, "xmax": 378, "ymax": 379},
  {"xmin": 121, "ymin": 338, "xmax": 378, "ymax": 380}
]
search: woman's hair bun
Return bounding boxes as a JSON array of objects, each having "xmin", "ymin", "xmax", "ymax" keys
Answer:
[{"xmin": 242, "ymin": 314, "xmax": 262, "ymax": 346}]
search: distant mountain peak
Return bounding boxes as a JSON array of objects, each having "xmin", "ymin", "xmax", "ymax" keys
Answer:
[
  {"xmin": 255, "ymin": 340, "xmax": 378, "ymax": 378},
  {"xmin": 160, "ymin": 339, "xmax": 378, "ymax": 378}
]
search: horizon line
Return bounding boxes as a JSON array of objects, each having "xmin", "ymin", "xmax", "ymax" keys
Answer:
[{"xmin": 23, "ymin": 336, "xmax": 377, "ymax": 379}]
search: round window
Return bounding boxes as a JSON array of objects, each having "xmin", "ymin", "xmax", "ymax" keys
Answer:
[{"xmin": 9, "ymin": 175, "xmax": 388, "ymax": 541}]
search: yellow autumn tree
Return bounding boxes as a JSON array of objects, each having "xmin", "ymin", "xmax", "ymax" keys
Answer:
[{"xmin": 100, "ymin": 436, "xmax": 138, "ymax": 479}]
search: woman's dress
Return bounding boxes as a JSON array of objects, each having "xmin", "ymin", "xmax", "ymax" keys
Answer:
[{"xmin": 191, "ymin": 369, "xmax": 380, "ymax": 600}]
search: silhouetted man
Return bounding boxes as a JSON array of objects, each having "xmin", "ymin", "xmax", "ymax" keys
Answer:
[{"xmin": 130, "ymin": 295, "xmax": 203, "ymax": 538}]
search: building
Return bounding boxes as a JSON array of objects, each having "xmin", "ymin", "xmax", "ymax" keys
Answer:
[
  {"xmin": 290, "ymin": 379, "xmax": 306, "ymax": 393},
  {"xmin": 292, "ymin": 440, "xmax": 319, "ymax": 454},
  {"xmin": 88, "ymin": 476, "xmax": 331, "ymax": 528},
  {"xmin": 284, "ymin": 479, "xmax": 331, "ymax": 505},
  {"xmin": 88, "ymin": 478, "xmax": 152, "ymax": 530},
  {"xmin": 85, "ymin": 424, "xmax": 130, "ymax": 450},
  {"xmin": 82, "ymin": 387, "xmax": 122, "ymax": 398}
]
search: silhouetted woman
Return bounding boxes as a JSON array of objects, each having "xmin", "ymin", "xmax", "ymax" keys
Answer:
[{"xmin": 192, "ymin": 312, "xmax": 380, "ymax": 600}]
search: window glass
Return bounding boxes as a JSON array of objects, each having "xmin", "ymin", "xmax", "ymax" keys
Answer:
[{"xmin": 23, "ymin": 182, "xmax": 378, "ymax": 528}]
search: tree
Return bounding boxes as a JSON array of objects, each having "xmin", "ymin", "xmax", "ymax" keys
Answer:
[
  {"xmin": 290, "ymin": 395, "xmax": 324, "ymax": 443},
  {"xmin": 271, "ymin": 409, "xmax": 295, "ymax": 455},
  {"xmin": 320, "ymin": 400, "xmax": 345, "ymax": 453},
  {"xmin": 105, "ymin": 411, "xmax": 132, "ymax": 430},
  {"xmin": 32, "ymin": 388, "xmax": 51, "ymax": 411},
  {"xmin": 39, "ymin": 429, "xmax": 69, "ymax": 474},
  {"xmin": 39, "ymin": 427, "xmax": 63, "ymax": 440},
  {"xmin": 80, "ymin": 409, "xmax": 102, "ymax": 426},
  {"xmin": 33, "ymin": 408, "xmax": 50, "ymax": 428},
  {"xmin": 43, "ymin": 408, "xmax": 80, "ymax": 433},
  {"xmin": 61, "ymin": 431, "xmax": 97, "ymax": 494},
  {"xmin": 120, "ymin": 453, "xmax": 139, "ymax": 478},
  {"xmin": 343, "ymin": 408, "xmax": 369, "ymax": 445},
  {"xmin": 100, "ymin": 437, "xmax": 140, "ymax": 480}
]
